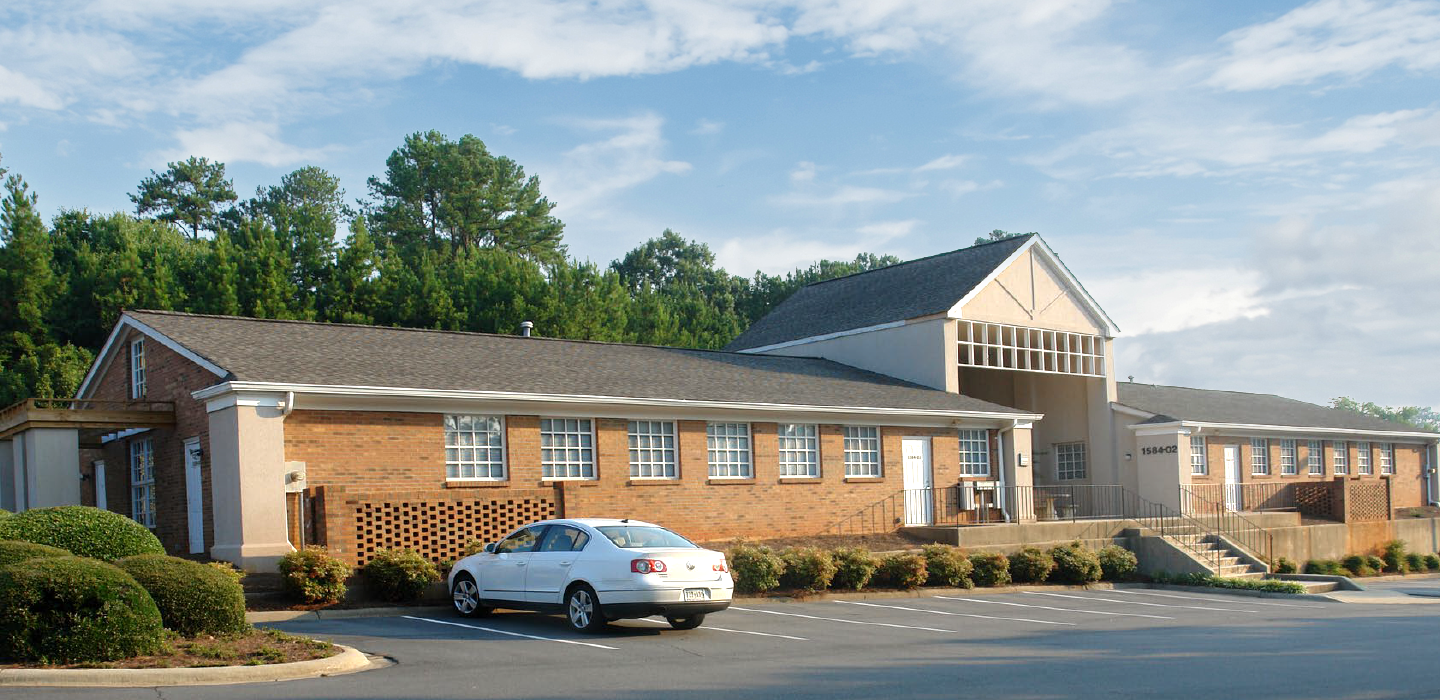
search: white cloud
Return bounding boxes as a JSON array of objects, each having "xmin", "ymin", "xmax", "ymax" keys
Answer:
[
  {"xmin": 790, "ymin": 160, "xmax": 817, "ymax": 183},
  {"xmin": 772, "ymin": 184, "xmax": 913, "ymax": 207},
  {"xmin": 164, "ymin": 121, "xmax": 337, "ymax": 167},
  {"xmin": 546, "ymin": 112, "xmax": 691, "ymax": 215},
  {"xmin": 915, "ymin": 153, "xmax": 969, "ymax": 172},
  {"xmin": 0, "ymin": 65, "xmax": 65, "ymax": 110},
  {"xmin": 714, "ymin": 220, "xmax": 914, "ymax": 274},
  {"xmin": 691, "ymin": 118, "xmax": 725, "ymax": 135},
  {"xmin": 939, "ymin": 179, "xmax": 1002, "ymax": 196}
]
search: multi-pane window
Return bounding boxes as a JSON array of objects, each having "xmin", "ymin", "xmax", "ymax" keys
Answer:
[
  {"xmin": 541, "ymin": 418, "xmax": 595, "ymax": 479},
  {"xmin": 444, "ymin": 415, "xmax": 505, "ymax": 480},
  {"xmin": 130, "ymin": 438, "xmax": 155, "ymax": 528},
  {"xmin": 843, "ymin": 426, "xmax": 881, "ymax": 477},
  {"xmin": 777, "ymin": 424, "xmax": 819, "ymax": 477},
  {"xmin": 956, "ymin": 320, "xmax": 1106, "ymax": 377},
  {"xmin": 959, "ymin": 429, "xmax": 990, "ymax": 476},
  {"xmin": 1357, "ymin": 442, "xmax": 1372, "ymax": 475},
  {"xmin": 1250, "ymin": 438, "xmax": 1270, "ymax": 475},
  {"xmin": 1057, "ymin": 442, "xmax": 1087, "ymax": 481},
  {"xmin": 1380, "ymin": 444, "xmax": 1395, "ymax": 475},
  {"xmin": 628, "ymin": 421, "xmax": 677, "ymax": 479},
  {"xmin": 1333, "ymin": 440, "xmax": 1349, "ymax": 475},
  {"xmin": 1280, "ymin": 439, "xmax": 1297, "ymax": 475},
  {"xmin": 1190, "ymin": 435, "xmax": 1207, "ymax": 475},
  {"xmin": 706, "ymin": 423, "xmax": 752, "ymax": 479},
  {"xmin": 1307, "ymin": 440, "xmax": 1324, "ymax": 475},
  {"xmin": 130, "ymin": 338, "xmax": 146, "ymax": 399}
]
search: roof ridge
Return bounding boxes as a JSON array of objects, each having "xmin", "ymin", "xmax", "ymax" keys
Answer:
[
  {"xmin": 798, "ymin": 233, "xmax": 1036, "ymax": 291},
  {"xmin": 1120, "ymin": 381, "xmax": 1322, "ymax": 407}
]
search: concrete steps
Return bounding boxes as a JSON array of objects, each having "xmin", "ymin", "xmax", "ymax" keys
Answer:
[{"xmin": 1166, "ymin": 533, "xmax": 1268, "ymax": 579}]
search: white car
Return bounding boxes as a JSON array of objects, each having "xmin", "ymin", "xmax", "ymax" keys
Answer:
[{"xmin": 447, "ymin": 518, "xmax": 734, "ymax": 632}]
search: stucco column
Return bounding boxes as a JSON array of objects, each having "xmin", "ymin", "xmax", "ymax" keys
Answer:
[
  {"xmin": 208, "ymin": 399, "xmax": 294, "ymax": 572},
  {"xmin": 1134, "ymin": 427, "xmax": 1187, "ymax": 512},
  {"xmin": 8, "ymin": 428, "xmax": 81, "ymax": 510},
  {"xmin": 1003, "ymin": 424, "xmax": 1035, "ymax": 522},
  {"xmin": 0, "ymin": 439, "xmax": 15, "ymax": 511}
]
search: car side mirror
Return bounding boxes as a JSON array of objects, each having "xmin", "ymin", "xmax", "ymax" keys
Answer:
[{"xmin": 483, "ymin": 542, "xmax": 497, "ymax": 554}]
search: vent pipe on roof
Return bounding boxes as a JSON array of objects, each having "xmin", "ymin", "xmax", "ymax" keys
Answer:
[{"xmin": 520, "ymin": 321, "xmax": 534, "ymax": 337}]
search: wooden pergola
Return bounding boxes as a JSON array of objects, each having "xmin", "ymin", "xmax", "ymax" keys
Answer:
[{"xmin": 0, "ymin": 398, "xmax": 176, "ymax": 448}]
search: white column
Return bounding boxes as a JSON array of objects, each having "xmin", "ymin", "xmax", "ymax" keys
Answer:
[
  {"xmin": 207, "ymin": 394, "xmax": 294, "ymax": 572},
  {"xmin": 0, "ymin": 439, "xmax": 14, "ymax": 511},
  {"xmin": 10, "ymin": 428, "xmax": 82, "ymax": 510},
  {"xmin": 1134, "ymin": 426, "xmax": 1187, "ymax": 512}
]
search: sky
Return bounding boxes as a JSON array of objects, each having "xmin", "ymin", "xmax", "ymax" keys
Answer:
[{"xmin": 1, "ymin": 0, "xmax": 1437, "ymax": 409}]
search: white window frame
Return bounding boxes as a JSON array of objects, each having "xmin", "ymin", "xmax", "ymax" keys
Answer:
[
  {"xmin": 959, "ymin": 429, "xmax": 991, "ymax": 477},
  {"xmin": 1190, "ymin": 435, "xmax": 1208, "ymax": 475},
  {"xmin": 1357, "ymin": 441, "xmax": 1372, "ymax": 475},
  {"xmin": 1280, "ymin": 439, "xmax": 1297, "ymax": 476},
  {"xmin": 130, "ymin": 438, "xmax": 155, "ymax": 528},
  {"xmin": 1380, "ymin": 443, "xmax": 1395, "ymax": 475},
  {"xmin": 1056, "ymin": 442, "xmax": 1087, "ymax": 481},
  {"xmin": 444, "ymin": 414, "xmax": 506, "ymax": 481},
  {"xmin": 540, "ymin": 418, "xmax": 596, "ymax": 480},
  {"xmin": 956, "ymin": 320, "xmax": 1107, "ymax": 378},
  {"xmin": 1333, "ymin": 440, "xmax": 1349, "ymax": 475},
  {"xmin": 130, "ymin": 337, "xmax": 146, "ymax": 399},
  {"xmin": 1251, "ymin": 438, "xmax": 1270, "ymax": 475},
  {"xmin": 1307, "ymin": 440, "xmax": 1324, "ymax": 475},
  {"xmin": 777, "ymin": 424, "xmax": 819, "ymax": 478},
  {"xmin": 706, "ymin": 422, "xmax": 752, "ymax": 479},
  {"xmin": 843, "ymin": 426, "xmax": 882, "ymax": 478},
  {"xmin": 628, "ymin": 420, "xmax": 677, "ymax": 479}
]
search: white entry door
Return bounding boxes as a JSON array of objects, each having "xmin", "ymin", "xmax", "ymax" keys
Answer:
[
  {"xmin": 1223, "ymin": 445, "xmax": 1241, "ymax": 512},
  {"xmin": 902, "ymin": 437, "xmax": 934, "ymax": 526},
  {"xmin": 183, "ymin": 438, "xmax": 205, "ymax": 554},
  {"xmin": 93, "ymin": 460, "xmax": 107, "ymax": 511}
]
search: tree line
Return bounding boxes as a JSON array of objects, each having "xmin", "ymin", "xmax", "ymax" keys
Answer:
[{"xmin": 0, "ymin": 132, "xmax": 903, "ymax": 405}]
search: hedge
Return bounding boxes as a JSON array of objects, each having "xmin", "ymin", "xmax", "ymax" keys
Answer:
[
  {"xmin": 829, "ymin": 547, "xmax": 878, "ymax": 590},
  {"xmin": 0, "ymin": 540, "xmax": 71, "ymax": 568},
  {"xmin": 279, "ymin": 546, "xmax": 352, "ymax": 604},
  {"xmin": 117, "ymin": 554, "xmax": 249, "ymax": 636},
  {"xmin": 0, "ymin": 506, "xmax": 163, "ymax": 562},
  {"xmin": 729, "ymin": 542, "xmax": 785, "ymax": 594},
  {"xmin": 1097, "ymin": 545, "xmax": 1138, "ymax": 581},
  {"xmin": 1049, "ymin": 542, "xmax": 1102, "ymax": 585},
  {"xmin": 921, "ymin": 545, "xmax": 973, "ymax": 588},
  {"xmin": 969, "ymin": 552, "xmax": 1011, "ymax": 587},
  {"xmin": 1008, "ymin": 546, "xmax": 1054, "ymax": 584},
  {"xmin": 1157, "ymin": 571, "xmax": 1305, "ymax": 594},
  {"xmin": 875, "ymin": 552, "xmax": 927, "ymax": 589},
  {"xmin": 0, "ymin": 556, "xmax": 165, "ymax": 663},
  {"xmin": 362, "ymin": 549, "xmax": 441, "ymax": 602},
  {"xmin": 779, "ymin": 547, "xmax": 837, "ymax": 593}
]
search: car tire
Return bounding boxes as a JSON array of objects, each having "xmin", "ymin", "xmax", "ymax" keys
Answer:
[
  {"xmin": 566, "ymin": 584, "xmax": 608, "ymax": 633},
  {"xmin": 666, "ymin": 614, "xmax": 705, "ymax": 630},
  {"xmin": 451, "ymin": 573, "xmax": 492, "ymax": 618}
]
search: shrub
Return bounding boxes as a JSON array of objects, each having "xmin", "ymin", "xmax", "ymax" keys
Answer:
[
  {"xmin": 1304, "ymin": 559, "xmax": 1345, "ymax": 576},
  {"xmin": 0, "ymin": 540, "xmax": 71, "ymax": 568},
  {"xmin": 728, "ymin": 542, "xmax": 786, "ymax": 594},
  {"xmin": 1382, "ymin": 540, "xmax": 1409, "ymax": 574},
  {"xmin": 362, "ymin": 549, "xmax": 441, "ymax": 602},
  {"xmin": 1009, "ymin": 546, "xmax": 1055, "ymax": 583},
  {"xmin": 1405, "ymin": 553, "xmax": 1425, "ymax": 573},
  {"xmin": 1425, "ymin": 554, "xmax": 1440, "ymax": 572},
  {"xmin": 875, "ymin": 552, "xmax": 928, "ymax": 589},
  {"xmin": 968, "ymin": 552, "xmax": 1011, "ymax": 587},
  {"xmin": 829, "ymin": 547, "xmax": 878, "ymax": 590},
  {"xmin": 921, "ymin": 545, "xmax": 973, "ymax": 588},
  {"xmin": 206, "ymin": 560, "xmax": 244, "ymax": 584},
  {"xmin": 1273, "ymin": 557, "xmax": 1298, "ymax": 575},
  {"xmin": 0, "ymin": 506, "xmax": 163, "ymax": 562},
  {"xmin": 1365, "ymin": 555, "xmax": 1386, "ymax": 573},
  {"xmin": 1048, "ymin": 541, "xmax": 1102, "ymax": 585},
  {"xmin": 462, "ymin": 539, "xmax": 487, "ymax": 557},
  {"xmin": 116, "ymin": 554, "xmax": 249, "ymax": 637},
  {"xmin": 1154, "ymin": 571, "xmax": 1305, "ymax": 594},
  {"xmin": 1341, "ymin": 555, "xmax": 1375, "ymax": 578},
  {"xmin": 1097, "ymin": 545, "xmax": 1139, "ymax": 581},
  {"xmin": 778, "ymin": 547, "xmax": 837, "ymax": 593},
  {"xmin": 278, "ymin": 546, "xmax": 351, "ymax": 604},
  {"xmin": 0, "ymin": 556, "xmax": 164, "ymax": 662}
]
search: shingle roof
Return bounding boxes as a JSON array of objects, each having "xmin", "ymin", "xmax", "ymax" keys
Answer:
[
  {"xmin": 127, "ymin": 310, "xmax": 1030, "ymax": 416},
  {"xmin": 724, "ymin": 234, "xmax": 1035, "ymax": 351},
  {"xmin": 1116, "ymin": 382, "xmax": 1435, "ymax": 435}
]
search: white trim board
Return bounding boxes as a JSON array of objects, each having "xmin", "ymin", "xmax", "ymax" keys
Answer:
[
  {"xmin": 947, "ymin": 237, "xmax": 1121, "ymax": 337},
  {"xmin": 1130, "ymin": 420, "xmax": 1439, "ymax": 442},
  {"xmin": 733, "ymin": 320, "xmax": 906, "ymax": 354},
  {"xmin": 76, "ymin": 314, "xmax": 228, "ymax": 398}
]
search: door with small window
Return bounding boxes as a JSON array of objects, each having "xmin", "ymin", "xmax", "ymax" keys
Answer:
[{"xmin": 902, "ymin": 437, "xmax": 933, "ymax": 526}]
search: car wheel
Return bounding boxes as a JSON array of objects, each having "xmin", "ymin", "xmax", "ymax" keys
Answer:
[
  {"xmin": 566, "ymin": 584, "xmax": 607, "ymax": 633},
  {"xmin": 666, "ymin": 614, "xmax": 705, "ymax": 630},
  {"xmin": 451, "ymin": 573, "xmax": 492, "ymax": 618}
]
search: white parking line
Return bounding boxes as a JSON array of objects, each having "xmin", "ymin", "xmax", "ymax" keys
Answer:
[
  {"xmin": 836, "ymin": 600, "xmax": 1074, "ymax": 626},
  {"xmin": 402, "ymin": 615, "xmax": 619, "ymax": 650},
  {"xmin": 1023, "ymin": 591, "xmax": 1259, "ymax": 613},
  {"xmin": 1109, "ymin": 589, "xmax": 1328, "ymax": 609},
  {"xmin": 931, "ymin": 595, "xmax": 1174, "ymax": 620},
  {"xmin": 731, "ymin": 606, "xmax": 963, "ymax": 634},
  {"xmin": 631, "ymin": 617, "xmax": 809, "ymax": 641}
]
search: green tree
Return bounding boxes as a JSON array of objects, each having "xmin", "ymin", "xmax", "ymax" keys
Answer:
[
  {"xmin": 0, "ymin": 168, "xmax": 59, "ymax": 346},
  {"xmin": 1331, "ymin": 397, "xmax": 1440, "ymax": 432},
  {"xmin": 131, "ymin": 156, "xmax": 238, "ymax": 239},
  {"xmin": 324, "ymin": 219, "xmax": 380, "ymax": 324},
  {"xmin": 247, "ymin": 166, "xmax": 347, "ymax": 318},
  {"xmin": 973, "ymin": 229, "xmax": 1035, "ymax": 246}
]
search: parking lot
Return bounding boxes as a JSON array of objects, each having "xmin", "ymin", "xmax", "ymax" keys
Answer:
[{"xmin": 12, "ymin": 587, "xmax": 1440, "ymax": 700}]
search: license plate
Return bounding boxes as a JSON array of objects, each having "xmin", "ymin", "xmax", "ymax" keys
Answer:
[{"xmin": 684, "ymin": 588, "xmax": 710, "ymax": 601}]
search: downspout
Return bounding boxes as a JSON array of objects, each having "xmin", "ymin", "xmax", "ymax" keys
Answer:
[
  {"xmin": 1429, "ymin": 441, "xmax": 1439, "ymax": 507},
  {"xmin": 282, "ymin": 391, "xmax": 300, "ymax": 547}
]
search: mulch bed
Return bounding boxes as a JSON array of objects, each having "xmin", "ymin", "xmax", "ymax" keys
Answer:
[{"xmin": 0, "ymin": 628, "xmax": 338, "ymax": 670}]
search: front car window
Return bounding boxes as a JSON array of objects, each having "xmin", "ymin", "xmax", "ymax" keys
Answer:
[
  {"xmin": 596, "ymin": 525, "xmax": 697, "ymax": 549},
  {"xmin": 495, "ymin": 525, "xmax": 545, "ymax": 554}
]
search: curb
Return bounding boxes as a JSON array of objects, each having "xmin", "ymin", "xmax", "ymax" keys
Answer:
[
  {"xmin": 249, "ymin": 606, "xmax": 450, "ymax": 623},
  {"xmin": 0, "ymin": 644, "xmax": 373, "ymax": 688},
  {"xmin": 734, "ymin": 582, "xmax": 1117, "ymax": 603},
  {"xmin": 1119, "ymin": 583, "xmax": 1340, "ymax": 603}
]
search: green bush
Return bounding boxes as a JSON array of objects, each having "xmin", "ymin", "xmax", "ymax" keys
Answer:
[
  {"xmin": 1097, "ymin": 545, "xmax": 1139, "ymax": 581},
  {"xmin": 462, "ymin": 539, "xmax": 487, "ymax": 557},
  {"xmin": 0, "ymin": 506, "xmax": 163, "ymax": 562},
  {"xmin": 278, "ymin": 546, "xmax": 351, "ymax": 604},
  {"xmin": 728, "ymin": 542, "xmax": 786, "ymax": 594},
  {"xmin": 829, "ymin": 547, "xmax": 878, "ymax": 590},
  {"xmin": 1405, "ymin": 553, "xmax": 1425, "ymax": 573},
  {"xmin": 0, "ymin": 556, "xmax": 164, "ymax": 662},
  {"xmin": 362, "ymin": 549, "xmax": 441, "ymax": 602},
  {"xmin": 969, "ymin": 552, "xmax": 1011, "ymax": 587},
  {"xmin": 1341, "ymin": 554, "xmax": 1375, "ymax": 578},
  {"xmin": 778, "ymin": 547, "xmax": 837, "ymax": 593},
  {"xmin": 206, "ymin": 560, "xmax": 244, "ymax": 584},
  {"xmin": 1382, "ymin": 540, "xmax": 1409, "ymax": 574},
  {"xmin": 1273, "ymin": 557, "xmax": 1298, "ymax": 575},
  {"xmin": 0, "ymin": 540, "xmax": 71, "ymax": 568},
  {"xmin": 1365, "ymin": 555, "xmax": 1385, "ymax": 573},
  {"xmin": 1008, "ymin": 546, "xmax": 1054, "ymax": 584},
  {"xmin": 1155, "ymin": 571, "xmax": 1305, "ymax": 594},
  {"xmin": 921, "ymin": 544, "xmax": 973, "ymax": 588},
  {"xmin": 116, "ymin": 554, "xmax": 249, "ymax": 637},
  {"xmin": 875, "ymin": 552, "xmax": 928, "ymax": 589},
  {"xmin": 1048, "ymin": 541, "xmax": 1102, "ymax": 585},
  {"xmin": 1304, "ymin": 559, "xmax": 1345, "ymax": 576},
  {"xmin": 1425, "ymin": 554, "xmax": 1440, "ymax": 572}
]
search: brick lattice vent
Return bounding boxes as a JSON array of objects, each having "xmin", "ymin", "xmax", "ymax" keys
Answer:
[
  {"xmin": 1347, "ymin": 481, "xmax": 1390, "ymax": 523},
  {"xmin": 343, "ymin": 491, "xmax": 558, "ymax": 565}
]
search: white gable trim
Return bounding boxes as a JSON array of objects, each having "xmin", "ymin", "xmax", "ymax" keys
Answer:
[
  {"xmin": 732, "ymin": 320, "xmax": 906, "ymax": 354},
  {"xmin": 1129, "ymin": 420, "xmax": 1439, "ymax": 442},
  {"xmin": 76, "ymin": 314, "xmax": 228, "ymax": 398},
  {"xmin": 947, "ymin": 237, "xmax": 1121, "ymax": 337}
]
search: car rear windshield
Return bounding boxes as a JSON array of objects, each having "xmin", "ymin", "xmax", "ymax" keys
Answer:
[{"xmin": 596, "ymin": 526, "xmax": 697, "ymax": 549}]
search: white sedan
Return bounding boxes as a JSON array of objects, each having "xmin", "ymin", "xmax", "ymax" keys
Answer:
[{"xmin": 448, "ymin": 518, "xmax": 734, "ymax": 632}]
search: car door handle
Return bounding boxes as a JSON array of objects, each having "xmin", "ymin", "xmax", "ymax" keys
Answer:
[
  {"xmin": 515, "ymin": 562, "xmax": 526, "ymax": 566},
  {"xmin": 559, "ymin": 561, "xmax": 571, "ymax": 566}
]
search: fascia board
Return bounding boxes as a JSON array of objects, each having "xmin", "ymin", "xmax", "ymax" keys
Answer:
[
  {"xmin": 77, "ymin": 314, "xmax": 228, "ymax": 398},
  {"xmin": 1129, "ymin": 420, "xmax": 1438, "ymax": 442}
]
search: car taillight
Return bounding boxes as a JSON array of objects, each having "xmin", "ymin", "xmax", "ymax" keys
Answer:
[
  {"xmin": 713, "ymin": 561, "xmax": 727, "ymax": 572},
  {"xmin": 631, "ymin": 559, "xmax": 668, "ymax": 574}
]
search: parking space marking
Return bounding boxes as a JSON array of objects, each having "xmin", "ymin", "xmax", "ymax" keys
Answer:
[
  {"xmin": 1023, "ymin": 591, "xmax": 1259, "ymax": 613},
  {"xmin": 630, "ymin": 617, "xmax": 809, "ymax": 641},
  {"xmin": 835, "ymin": 600, "xmax": 1074, "ymax": 626},
  {"xmin": 731, "ymin": 606, "xmax": 964, "ymax": 634},
  {"xmin": 401, "ymin": 615, "xmax": 619, "ymax": 650},
  {"xmin": 931, "ymin": 595, "xmax": 1174, "ymax": 620},
  {"xmin": 1109, "ymin": 589, "xmax": 1328, "ymax": 609}
]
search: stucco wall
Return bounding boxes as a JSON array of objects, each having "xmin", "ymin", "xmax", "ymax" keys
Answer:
[{"xmin": 756, "ymin": 317, "xmax": 954, "ymax": 392}]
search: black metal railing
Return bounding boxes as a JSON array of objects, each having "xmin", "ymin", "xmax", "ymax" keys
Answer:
[
  {"xmin": 1178, "ymin": 486, "xmax": 1276, "ymax": 565},
  {"xmin": 1184, "ymin": 482, "xmax": 1297, "ymax": 513},
  {"xmin": 824, "ymin": 484, "xmax": 1127, "ymax": 535}
]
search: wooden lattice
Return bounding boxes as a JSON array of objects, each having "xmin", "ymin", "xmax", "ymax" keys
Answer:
[
  {"xmin": 1346, "ymin": 481, "xmax": 1390, "ymax": 522},
  {"xmin": 351, "ymin": 496, "xmax": 557, "ymax": 565}
]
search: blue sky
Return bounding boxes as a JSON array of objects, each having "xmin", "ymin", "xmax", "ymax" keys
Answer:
[{"xmin": 2, "ymin": 0, "xmax": 1438, "ymax": 409}]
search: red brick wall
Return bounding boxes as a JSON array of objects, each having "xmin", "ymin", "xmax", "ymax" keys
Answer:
[{"xmin": 1187, "ymin": 435, "xmax": 1425, "ymax": 515}]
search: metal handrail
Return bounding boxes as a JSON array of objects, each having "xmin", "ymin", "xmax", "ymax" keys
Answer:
[
  {"xmin": 1178, "ymin": 486, "xmax": 1276, "ymax": 565},
  {"xmin": 823, "ymin": 489, "xmax": 909, "ymax": 536}
]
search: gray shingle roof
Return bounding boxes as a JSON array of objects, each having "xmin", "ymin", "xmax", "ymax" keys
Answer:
[
  {"xmin": 128, "ymin": 310, "xmax": 1031, "ymax": 416},
  {"xmin": 1116, "ymin": 382, "xmax": 1435, "ymax": 435},
  {"xmin": 724, "ymin": 234, "xmax": 1035, "ymax": 351}
]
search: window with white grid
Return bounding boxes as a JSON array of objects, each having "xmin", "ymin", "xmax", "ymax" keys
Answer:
[
  {"xmin": 1250, "ymin": 438, "xmax": 1270, "ymax": 475},
  {"xmin": 130, "ymin": 438, "xmax": 155, "ymax": 528},
  {"xmin": 628, "ymin": 421, "xmax": 677, "ymax": 479},
  {"xmin": 1357, "ymin": 441, "xmax": 1372, "ymax": 475},
  {"xmin": 843, "ymin": 426, "xmax": 881, "ymax": 477},
  {"xmin": 777, "ymin": 424, "xmax": 819, "ymax": 477},
  {"xmin": 959, "ymin": 429, "xmax": 990, "ymax": 477},
  {"xmin": 541, "ymin": 418, "xmax": 595, "ymax": 479},
  {"xmin": 706, "ymin": 423, "xmax": 752, "ymax": 479},
  {"xmin": 1380, "ymin": 443, "xmax": 1395, "ymax": 474},
  {"xmin": 1333, "ymin": 441, "xmax": 1349, "ymax": 475},
  {"xmin": 1190, "ymin": 435, "xmax": 1207, "ymax": 475},
  {"xmin": 130, "ymin": 338, "xmax": 146, "ymax": 399},
  {"xmin": 1308, "ymin": 440, "xmax": 1324, "ymax": 475},
  {"xmin": 444, "ymin": 415, "xmax": 505, "ymax": 480},
  {"xmin": 1280, "ymin": 439, "xmax": 1297, "ymax": 475},
  {"xmin": 1057, "ymin": 442, "xmax": 1087, "ymax": 480}
]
